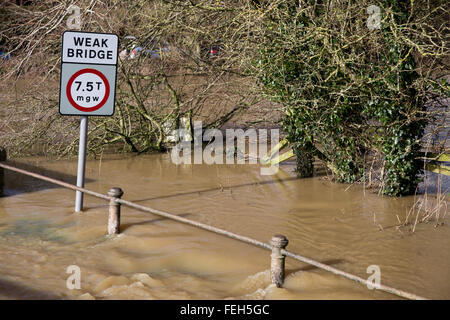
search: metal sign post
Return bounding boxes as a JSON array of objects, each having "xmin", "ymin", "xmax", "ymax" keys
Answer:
[
  {"xmin": 75, "ymin": 115, "xmax": 88, "ymax": 212},
  {"xmin": 59, "ymin": 30, "xmax": 118, "ymax": 212}
]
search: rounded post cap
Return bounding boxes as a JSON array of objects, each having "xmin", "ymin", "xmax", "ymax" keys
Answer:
[
  {"xmin": 108, "ymin": 187, "xmax": 124, "ymax": 198},
  {"xmin": 271, "ymin": 234, "xmax": 289, "ymax": 248}
]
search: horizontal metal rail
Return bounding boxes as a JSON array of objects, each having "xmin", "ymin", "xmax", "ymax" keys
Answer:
[{"xmin": 0, "ymin": 161, "xmax": 428, "ymax": 300}]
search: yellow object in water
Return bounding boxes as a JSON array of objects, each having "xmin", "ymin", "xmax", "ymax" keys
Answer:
[
  {"xmin": 425, "ymin": 153, "xmax": 450, "ymax": 176},
  {"xmin": 425, "ymin": 163, "xmax": 450, "ymax": 176}
]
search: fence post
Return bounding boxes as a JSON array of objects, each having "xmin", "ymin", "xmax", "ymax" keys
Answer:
[
  {"xmin": 108, "ymin": 187, "xmax": 123, "ymax": 235},
  {"xmin": 270, "ymin": 234, "xmax": 289, "ymax": 288}
]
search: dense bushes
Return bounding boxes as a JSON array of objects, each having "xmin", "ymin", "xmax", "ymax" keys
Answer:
[
  {"xmin": 252, "ymin": 0, "xmax": 449, "ymax": 195},
  {"xmin": 0, "ymin": 1, "xmax": 258, "ymax": 156}
]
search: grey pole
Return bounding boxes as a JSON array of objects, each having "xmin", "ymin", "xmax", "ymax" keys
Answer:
[
  {"xmin": 75, "ymin": 116, "xmax": 88, "ymax": 212},
  {"xmin": 270, "ymin": 234, "xmax": 289, "ymax": 288}
]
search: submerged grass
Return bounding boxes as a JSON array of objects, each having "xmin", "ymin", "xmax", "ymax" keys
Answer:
[
  {"xmin": 396, "ymin": 173, "xmax": 449, "ymax": 233},
  {"xmin": 0, "ymin": 219, "xmax": 74, "ymax": 243}
]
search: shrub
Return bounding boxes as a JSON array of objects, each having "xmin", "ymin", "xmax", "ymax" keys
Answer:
[{"xmin": 252, "ymin": 0, "xmax": 449, "ymax": 195}]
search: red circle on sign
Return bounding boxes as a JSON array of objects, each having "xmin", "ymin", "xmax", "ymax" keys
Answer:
[{"xmin": 66, "ymin": 68, "xmax": 110, "ymax": 112}]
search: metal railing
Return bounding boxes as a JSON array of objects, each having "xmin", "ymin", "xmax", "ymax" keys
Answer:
[{"xmin": 0, "ymin": 160, "xmax": 428, "ymax": 300}]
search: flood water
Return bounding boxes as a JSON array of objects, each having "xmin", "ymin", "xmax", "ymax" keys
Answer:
[{"xmin": 0, "ymin": 153, "xmax": 449, "ymax": 300}]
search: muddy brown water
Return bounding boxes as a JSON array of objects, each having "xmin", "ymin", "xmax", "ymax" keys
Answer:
[{"xmin": 0, "ymin": 154, "xmax": 448, "ymax": 300}]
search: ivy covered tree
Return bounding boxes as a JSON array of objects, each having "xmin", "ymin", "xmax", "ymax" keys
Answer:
[{"xmin": 252, "ymin": 0, "xmax": 449, "ymax": 195}]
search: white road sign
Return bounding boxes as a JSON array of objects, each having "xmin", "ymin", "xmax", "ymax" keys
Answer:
[
  {"xmin": 62, "ymin": 31, "xmax": 118, "ymax": 65},
  {"xmin": 59, "ymin": 31, "xmax": 118, "ymax": 116},
  {"xmin": 59, "ymin": 31, "xmax": 119, "ymax": 212}
]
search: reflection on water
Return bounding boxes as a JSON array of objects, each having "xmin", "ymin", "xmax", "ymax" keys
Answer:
[{"xmin": 0, "ymin": 153, "xmax": 448, "ymax": 299}]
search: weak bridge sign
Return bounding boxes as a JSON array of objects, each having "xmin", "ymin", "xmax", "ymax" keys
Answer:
[{"xmin": 59, "ymin": 31, "xmax": 118, "ymax": 116}]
